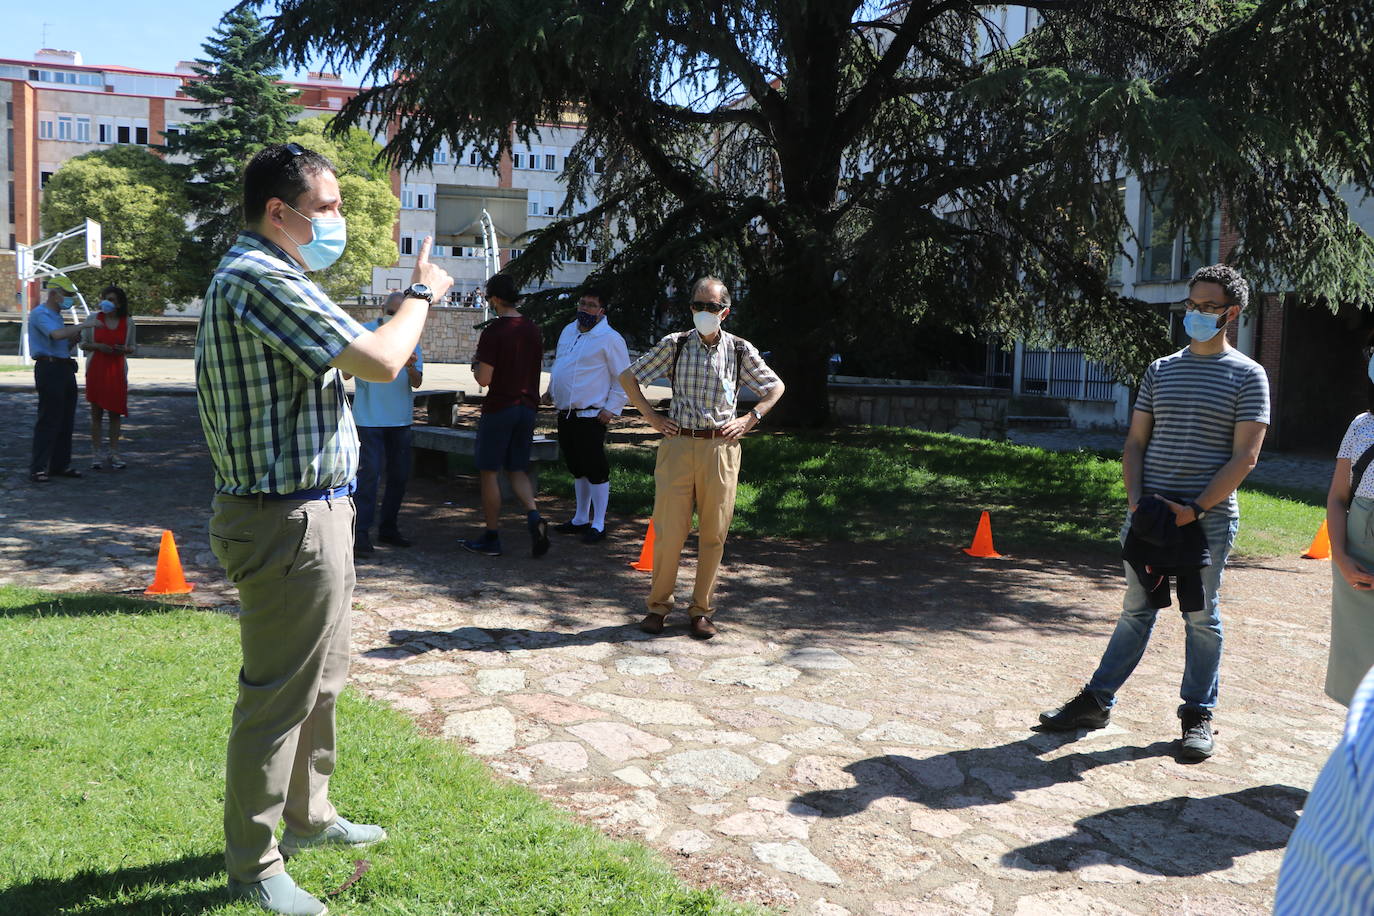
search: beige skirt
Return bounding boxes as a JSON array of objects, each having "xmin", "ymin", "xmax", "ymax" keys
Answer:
[{"xmin": 1326, "ymin": 497, "xmax": 1374, "ymax": 706}]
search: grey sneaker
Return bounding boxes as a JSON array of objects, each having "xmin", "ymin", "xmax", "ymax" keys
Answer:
[
  {"xmin": 1038, "ymin": 689, "xmax": 1111, "ymax": 731},
  {"xmin": 1179, "ymin": 709, "xmax": 1215, "ymax": 761},
  {"xmin": 279, "ymin": 816, "xmax": 388, "ymax": 858},
  {"xmin": 227, "ymin": 872, "xmax": 328, "ymax": 915}
]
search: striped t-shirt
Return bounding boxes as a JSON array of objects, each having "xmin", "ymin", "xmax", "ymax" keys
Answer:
[{"xmin": 1135, "ymin": 347, "xmax": 1270, "ymax": 518}]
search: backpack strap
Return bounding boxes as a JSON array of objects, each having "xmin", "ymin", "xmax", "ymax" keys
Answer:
[
  {"xmin": 1351, "ymin": 443, "xmax": 1374, "ymax": 502},
  {"xmin": 667, "ymin": 331, "xmax": 693, "ymax": 385}
]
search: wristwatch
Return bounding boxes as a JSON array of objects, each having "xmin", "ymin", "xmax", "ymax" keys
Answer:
[
  {"xmin": 402, "ymin": 284, "xmax": 433, "ymax": 303},
  {"xmin": 749, "ymin": 407, "xmax": 763, "ymax": 422},
  {"xmin": 1187, "ymin": 499, "xmax": 1207, "ymax": 520}
]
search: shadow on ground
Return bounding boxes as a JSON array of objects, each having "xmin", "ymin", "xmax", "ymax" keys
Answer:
[{"xmin": 0, "ymin": 851, "xmax": 224, "ymax": 916}]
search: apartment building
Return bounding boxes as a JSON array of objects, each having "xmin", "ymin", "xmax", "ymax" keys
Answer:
[{"xmin": 1, "ymin": 49, "xmax": 599, "ymax": 308}]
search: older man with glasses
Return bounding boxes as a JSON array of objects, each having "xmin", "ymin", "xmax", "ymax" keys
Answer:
[
  {"xmin": 618, "ymin": 276, "xmax": 784, "ymax": 639},
  {"xmin": 1037, "ymin": 263, "xmax": 1269, "ymax": 763}
]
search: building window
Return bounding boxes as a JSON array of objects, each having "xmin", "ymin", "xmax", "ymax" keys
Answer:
[
  {"xmin": 98, "ymin": 119, "xmax": 113, "ymax": 143},
  {"xmin": 468, "ymin": 148, "xmax": 479, "ymax": 166},
  {"xmin": 399, "ymin": 235, "xmax": 414, "ymax": 255},
  {"xmin": 117, "ymin": 124, "xmax": 130, "ymax": 144},
  {"xmin": 508, "ymin": 248, "xmax": 523, "ymax": 260},
  {"xmin": 512, "ymin": 152, "xmax": 524, "ymax": 169},
  {"xmin": 135, "ymin": 126, "xmax": 148, "ymax": 145},
  {"xmin": 400, "ymin": 186, "xmax": 414, "ymax": 209},
  {"xmin": 544, "ymin": 153, "xmax": 556, "ymax": 171},
  {"xmin": 1140, "ymin": 176, "xmax": 1221, "ymax": 282},
  {"xmin": 38, "ymin": 118, "xmax": 54, "ymax": 140},
  {"xmin": 432, "ymin": 243, "xmax": 447, "ymax": 257},
  {"xmin": 56, "ymin": 116, "xmax": 73, "ymax": 141},
  {"xmin": 75, "ymin": 117, "xmax": 91, "ymax": 142},
  {"xmin": 40, "ymin": 171, "xmax": 54, "ymax": 188},
  {"xmin": 432, "ymin": 142, "xmax": 448, "ymax": 165}
]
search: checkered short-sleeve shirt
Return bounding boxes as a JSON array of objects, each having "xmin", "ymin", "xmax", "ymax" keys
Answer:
[
  {"xmin": 629, "ymin": 329, "xmax": 781, "ymax": 430},
  {"xmin": 195, "ymin": 231, "xmax": 365, "ymax": 496}
]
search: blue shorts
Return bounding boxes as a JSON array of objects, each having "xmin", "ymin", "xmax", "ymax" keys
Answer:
[{"xmin": 475, "ymin": 405, "xmax": 537, "ymax": 471}]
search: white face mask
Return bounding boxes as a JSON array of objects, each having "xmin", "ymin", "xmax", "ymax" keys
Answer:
[{"xmin": 693, "ymin": 310, "xmax": 721, "ymax": 336}]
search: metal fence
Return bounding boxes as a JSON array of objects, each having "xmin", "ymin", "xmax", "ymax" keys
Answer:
[{"xmin": 1019, "ymin": 347, "xmax": 1118, "ymax": 401}]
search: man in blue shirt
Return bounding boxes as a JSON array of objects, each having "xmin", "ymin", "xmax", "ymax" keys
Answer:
[
  {"xmin": 29, "ymin": 287, "xmax": 96, "ymax": 483},
  {"xmin": 351, "ymin": 291, "xmax": 423, "ymax": 556}
]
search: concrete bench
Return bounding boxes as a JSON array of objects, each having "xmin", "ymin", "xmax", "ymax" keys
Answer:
[
  {"xmin": 411, "ymin": 425, "xmax": 560, "ymax": 497},
  {"xmin": 411, "ymin": 389, "xmax": 465, "ymax": 427}
]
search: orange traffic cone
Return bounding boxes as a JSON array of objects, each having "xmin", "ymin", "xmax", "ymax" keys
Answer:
[
  {"xmin": 1302, "ymin": 520, "xmax": 1331, "ymax": 560},
  {"xmin": 146, "ymin": 529, "xmax": 194, "ymax": 595},
  {"xmin": 630, "ymin": 520, "xmax": 656, "ymax": 571},
  {"xmin": 962, "ymin": 511, "xmax": 1003, "ymax": 558}
]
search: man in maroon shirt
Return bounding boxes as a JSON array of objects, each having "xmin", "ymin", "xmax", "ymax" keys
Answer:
[{"xmin": 460, "ymin": 273, "xmax": 550, "ymax": 558}]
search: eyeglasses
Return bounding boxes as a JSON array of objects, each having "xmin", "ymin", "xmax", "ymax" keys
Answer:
[
  {"xmin": 690, "ymin": 300, "xmax": 726, "ymax": 313},
  {"xmin": 1180, "ymin": 299, "xmax": 1231, "ymax": 316}
]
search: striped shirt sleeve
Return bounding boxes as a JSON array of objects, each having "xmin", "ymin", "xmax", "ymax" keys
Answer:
[
  {"xmin": 1134, "ymin": 362, "xmax": 1157, "ymax": 414},
  {"xmin": 629, "ymin": 334, "xmax": 681, "ymax": 385},
  {"xmin": 230, "ymin": 264, "xmax": 363, "ymax": 378},
  {"xmin": 1237, "ymin": 362, "xmax": 1271, "ymax": 424}
]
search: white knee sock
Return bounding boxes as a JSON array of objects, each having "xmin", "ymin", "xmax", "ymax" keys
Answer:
[
  {"xmin": 572, "ymin": 477, "xmax": 591, "ymax": 525},
  {"xmin": 590, "ymin": 481, "xmax": 610, "ymax": 531}
]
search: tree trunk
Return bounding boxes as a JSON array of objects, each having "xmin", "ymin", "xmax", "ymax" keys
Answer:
[{"xmin": 763, "ymin": 344, "xmax": 831, "ymax": 427}]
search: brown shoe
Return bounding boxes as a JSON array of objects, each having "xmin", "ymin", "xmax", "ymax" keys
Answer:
[
  {"xmin": 689, "ymin": 615, "xmax": 717, "ymax": 639},
  {"xmin": 640, "ymin": 613, "xmax": 667, "ymax": 634}
]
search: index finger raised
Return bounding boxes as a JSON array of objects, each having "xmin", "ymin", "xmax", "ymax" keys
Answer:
[{"xmin": 417, "ymin": 235, "xmax": 433, "ymax": 264}]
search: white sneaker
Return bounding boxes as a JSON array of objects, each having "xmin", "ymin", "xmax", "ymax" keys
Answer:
[{"xmin": 227, "ymin": 872, "xmax": 328, "ymax": 915}]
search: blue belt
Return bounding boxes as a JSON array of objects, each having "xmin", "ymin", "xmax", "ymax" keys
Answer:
[{"xmin": 261, "ymin": 481, "xmax": 356, "ymax": 501}]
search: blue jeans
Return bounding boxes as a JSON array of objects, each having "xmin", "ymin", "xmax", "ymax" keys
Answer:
[
  {"xmin": 355, "ymin": 426, "xmax": 411, "ymax": 539},
  {"xmin": 1086, "ymin": 510, "xmax": 1240, "ymax": 715}
]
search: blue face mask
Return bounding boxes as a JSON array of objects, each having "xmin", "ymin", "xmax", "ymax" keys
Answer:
[
  {"xmin": 283, "ymin": 202, "xmax": 347, "ymax": 271},
  {"xmin": 99, "ymin": 299, "xmax": 116, "ymax": 313},
  {"xmin": 1183, "ymin": 310, "xmax": 1224, "ymax": 343},
  {"xmin": 575, "ymin": 310, "xmax": 600, "ymax": 331}
]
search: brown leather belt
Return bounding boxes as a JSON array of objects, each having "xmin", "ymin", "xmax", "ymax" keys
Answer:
[{"xmin": 678, "ymin": 427, "xmax": 727, "ymax": 439}]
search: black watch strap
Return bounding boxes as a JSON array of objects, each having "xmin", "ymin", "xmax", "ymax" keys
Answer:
[
  {"xmin": 1187, "ymin": 499, "xmax": 1207, "ymax": 519},
  {"xmin": 403, "ymin": 284, "xmax": 433, "ymax": 303}
]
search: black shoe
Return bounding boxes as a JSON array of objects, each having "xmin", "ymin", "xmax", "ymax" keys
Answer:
[
  {"xmin": 529, "ymin": 518, "xmax": 551, "ymax": 558},
  {"xmin": 1038, "ymin": 689, "xmax": 1111, "ymax": 731},
  {"xmin": 554, "ymin": 520, "xmax": 590, "ymax": 534},
  {"xmin": 354, "ymin": 537, "xmax": 375, "ymax": 557},
  {"xmin": 581, "ymin": 527, "xmax": 606, "ymax": 544},
  {"xmin": 1179, "ymin": 709, "xmax": 1215, "ymax": 761},
  {"xmin": 29, "ymin": 471, "xmax": 50, "ymax": 484},
  {"xmin": 460, "ymin": 534, "xmax": 503, "ymax": 557},
  {"xmin": 378, "ymin": 531, "xmax": 412, "ymax": 548}
]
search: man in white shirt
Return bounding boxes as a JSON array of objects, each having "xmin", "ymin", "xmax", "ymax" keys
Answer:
[
  {"xmin": 546, "ymin": 287, "xmax": 631, "ymax": 542},
  {"xmin": 352, "ymin": 291, "xmax": 424, "ymax": 556}
]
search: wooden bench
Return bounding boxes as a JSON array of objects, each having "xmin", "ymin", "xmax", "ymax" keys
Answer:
[{"xmin": 410, "ymin": 425, "xmax": 560, "ymax": 498}]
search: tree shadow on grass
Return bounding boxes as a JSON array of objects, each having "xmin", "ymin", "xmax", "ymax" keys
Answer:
[
  {"xmin": 0, "ymin": 851, "xmax": 224, "ymax": 915},
  {"xmin": 0, "ymin": 592, "xmax": 190, "ymax": 618}
]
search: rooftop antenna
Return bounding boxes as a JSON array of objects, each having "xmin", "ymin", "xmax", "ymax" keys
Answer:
[{"xmin": 41, "ymin": 22, "xmax": 51, "ymax": 47}]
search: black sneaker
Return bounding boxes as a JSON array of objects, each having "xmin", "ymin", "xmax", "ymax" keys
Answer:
[
  {"xmin": 460, "ymin": 534, "xmax": 503, "ymax": 557},
  {"xmin": 1038, "ymin": 689, "xmax": 1111, "ymax": 731},
  {"xmin": 554, "ymin": 520, "xmax": 590, "ymax": 534},
  {"xmin": 378, "ymin": 531, "xmax": 412, "ymax": 548},
  {"xmin": 1179, "ymin": 709, "xmax": 1215, "ymax": 761},
  {"xmin": 581, "ymin": 527, "xmax": 607, "ymax": 544},
  {"xmin": 529, "ymin": 518, "xmax": 551, "ymax": 558}
]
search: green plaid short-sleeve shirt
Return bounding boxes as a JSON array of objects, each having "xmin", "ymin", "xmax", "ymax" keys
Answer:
[
  {"xmin": 629, "ymin": 329, "xmax": 781, "ymax": 430},
  {"xmin": 195, "ymin": 231, "xmax": 365, "ymax": 496}
]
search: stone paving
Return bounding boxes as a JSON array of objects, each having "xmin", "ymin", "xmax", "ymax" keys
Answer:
[{"xmin": 0, "ymin": 387, "xmax": 1348, "ymax": 914}]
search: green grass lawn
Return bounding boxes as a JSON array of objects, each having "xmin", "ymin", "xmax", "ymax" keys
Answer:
[
  {"xmin": 535, "ymin": 427, "xmax": 1325, "ymax": 560},
  {"xmin": 0, "ymin": 587, "xmax": 751, "ymax": 916}
]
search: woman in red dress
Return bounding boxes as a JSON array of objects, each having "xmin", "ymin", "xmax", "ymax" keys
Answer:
[{"xmin": 80, "ymin": 285, "xmax": 137, "ymax": 469}]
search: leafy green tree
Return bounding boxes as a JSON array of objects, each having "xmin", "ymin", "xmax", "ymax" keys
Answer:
[
  {"xmin": 164, "ymin": 7, "xmax": 301, "ymax": 268},
  {"xmin": 262, "ymin": 0, "xmax": 1374, "ymax": 424},
  {"xmin": 40, "ymin": 147, "xmax": 195, "ymax": 313},
  {"xmin": 290, "ymin": 115, "xmax": 400, "ymax": 300}
]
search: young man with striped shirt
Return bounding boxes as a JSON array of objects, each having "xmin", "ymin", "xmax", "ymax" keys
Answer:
[
  {"xmin": 1038, "ymin": 264, "xmax": 1270, "ymax": 762},
  {"xmin": 619, "ymin": 277, "xmax": 784, "ymax": 639},
  {"xmin": 196, "ymin": 143, "xmax": 452, "ymax": 915}
]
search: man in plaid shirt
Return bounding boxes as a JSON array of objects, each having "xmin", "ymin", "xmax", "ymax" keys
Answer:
[
  {"xmin": 196, "ymin": 143, "xmax": 452, "ymax": 915},
  {"xmin": 619, "ymin": 277, "xmax": 784, "ymax": 639}
]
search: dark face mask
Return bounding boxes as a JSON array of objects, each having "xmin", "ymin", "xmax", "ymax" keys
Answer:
[{"xmin": 576, "ymin": 310, "xmax": 600, "ymax": 331}]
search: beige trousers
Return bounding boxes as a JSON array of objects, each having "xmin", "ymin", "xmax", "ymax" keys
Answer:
[
  {"xmin": 210, "ymin": 493, "xmax": 356, "ymax": 883},
  {"xmin": 647, "ymin": 435, "xmax": 741, "ymax": 617}
]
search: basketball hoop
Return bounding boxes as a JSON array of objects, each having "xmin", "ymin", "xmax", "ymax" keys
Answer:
[{"xmin": 16, "ymin": 219, "xmax": 102, "ymax": 364}]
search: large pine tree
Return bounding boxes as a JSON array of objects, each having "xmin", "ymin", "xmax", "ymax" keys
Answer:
[{"xmin": 165, "ymin": 7, "xmax": 301, "ymax": 268}]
